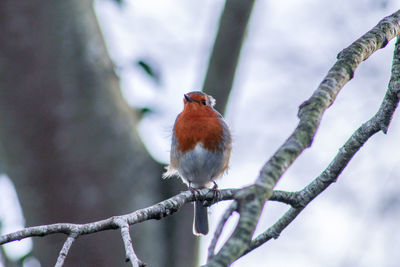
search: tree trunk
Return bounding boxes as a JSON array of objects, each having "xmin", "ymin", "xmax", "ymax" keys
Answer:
[{"xmin": 203, "ymin": 0, "xmax": 255, "ymax": 113}]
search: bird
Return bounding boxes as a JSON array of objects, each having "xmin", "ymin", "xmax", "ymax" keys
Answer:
[{"xmin": 163, "ymin": 91, "xmax": 232, "ymax": 235}]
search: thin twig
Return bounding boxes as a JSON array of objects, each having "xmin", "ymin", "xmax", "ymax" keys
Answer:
[
  {"xmin": 114, "ymin": 218, "xmax": 145, "ymax": 267},
  {"xmin": 207, "ymin": 202, "xmax": 238, "ymax": 261},
  {"xmin": 55, "ymin": 232, "xmax": 78, "ymax": 267}
]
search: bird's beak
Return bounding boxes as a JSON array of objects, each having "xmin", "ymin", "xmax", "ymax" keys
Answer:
[{"xmin": 184, "ymin": 94, "xmax": 193, "ymax": 102}]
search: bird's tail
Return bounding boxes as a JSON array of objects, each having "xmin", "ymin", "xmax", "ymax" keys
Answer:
[{"xmin": 193, "ymin": 201, "xmax": 209, "ymax": 235}]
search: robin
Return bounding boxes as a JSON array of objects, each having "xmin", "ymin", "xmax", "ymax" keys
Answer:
[{"xmin": 164, "ymin": 91, "xmax": 232, "ymax": 235}]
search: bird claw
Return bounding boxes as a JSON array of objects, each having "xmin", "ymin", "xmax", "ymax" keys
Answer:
[
  {"xmin": 211, "ymin": 181, "xmax": 220, "ymax": 203},
  {"xmin": 212, "ymin": 181, "xmax": 218, "ymax": 190},
  {"xmin": 189, "ymin": 181, "xmax": 220, "ymax": 204},
  {"xmin": 189, "ymin": 182, "xmax": 201, "ymax": 200}
]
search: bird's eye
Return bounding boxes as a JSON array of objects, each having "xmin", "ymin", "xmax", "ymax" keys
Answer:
[{"xmin": 201, "ymin": 99, "xmax": 207, "ymax": 105}]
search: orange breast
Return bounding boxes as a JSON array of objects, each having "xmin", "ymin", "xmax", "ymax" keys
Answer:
[{"xmin": 174, "ymin": 111, "xmax": 223, "ymax": 153}]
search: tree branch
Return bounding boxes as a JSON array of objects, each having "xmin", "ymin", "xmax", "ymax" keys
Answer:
[
  {"xmin": 242, "ymin": 35, "xmax": 400, "ymax": 255},
  {"xmin": 208, "ymin": 202, "xmax": 238, "ymax": 261},
  {"xmin": 0, "ymin": 188, "xmax": 296, "ymax": 247},
  {"xmin": 0, "ymin": 187, "xmax": 298, "ymax": 265},
  {"xmin": 55, "ymin": 232, "xmax": 78, "ymax": 267},
  {"xmin": 205, "ymin": 10, "xmax": 400, "ymax": 267},
  {"xmin": 114, "ymin": 218, "xmax": 145, "ymax": 267}
]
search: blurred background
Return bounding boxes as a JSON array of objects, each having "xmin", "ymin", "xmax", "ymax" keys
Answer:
[{"xmin": 1, "ymin": 0, "xmax": 400, "ymax": 266}]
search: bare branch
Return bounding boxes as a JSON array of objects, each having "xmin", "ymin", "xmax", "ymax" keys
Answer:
[
  {"xmin": 0, "ymin": 192, "xmax": 189, "ymax": 245},
  {"xmin": 208, "ymin": 202, "xmax": 238, "ymax": 261},
  {"xmin": 0, "ymin": 187, "xmax": 300, "ymax": 267},
  {"xmin": 240, "ymin": 34, "xmax": 400, "ymax": 258},
  {"xmin": 0, "ymin": 188, "xmax": 296, "ymax": 247},
  {"xmin": 268, "ymin": 190, "xmax": 300, "ymax": 207},
  {"xmin": 205, "ymin": 10, "xmax": 400, "ymax": 266},
  {"xmin": 114, "ymin": 218, "xmax": 145, "ymax": 267},
  {"xmin": 55, "ymin": 232, "xmax": 78, "ymax": 267},
  {"xmin": 252, "ymin": 207, "xmax": 303, "ymax": 248}
]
